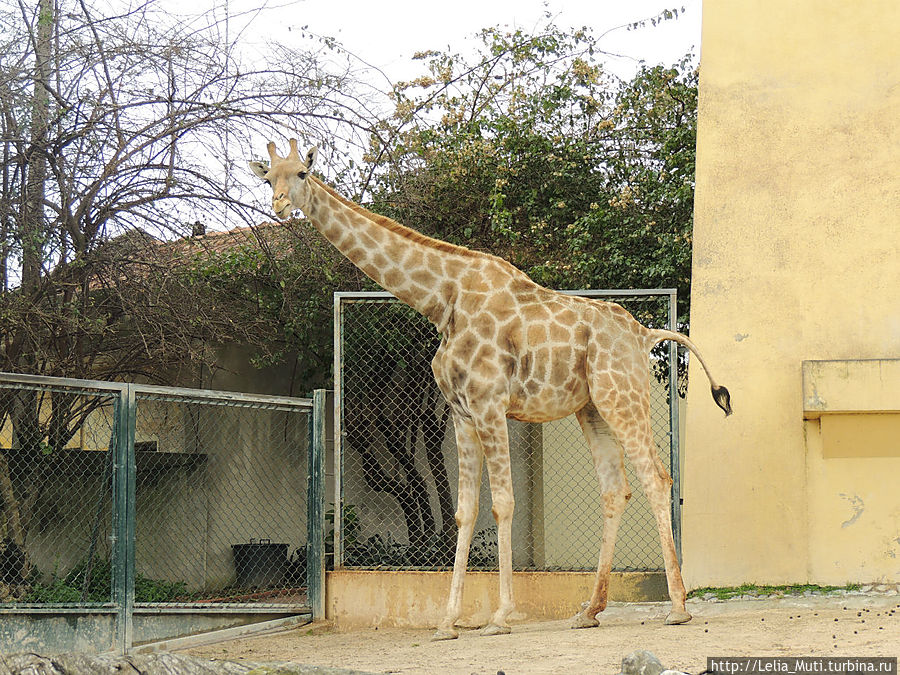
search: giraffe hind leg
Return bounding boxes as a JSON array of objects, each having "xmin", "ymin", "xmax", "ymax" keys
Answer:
[
  {"xmin": 571, "ymin": 402, "xmax": 631, "ymax": 629},
  {"xmin": 609, "ymin": 403, "xmax": 691, "ymax": 625},
  {"xmin": 586, "ymin": 368, "xmax": 690, "ymax": 627}
]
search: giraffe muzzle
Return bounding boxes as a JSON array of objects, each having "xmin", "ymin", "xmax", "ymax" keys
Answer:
[{"xmin": 273, "ymin": 198, "xmax": 292, "ymax": 220}]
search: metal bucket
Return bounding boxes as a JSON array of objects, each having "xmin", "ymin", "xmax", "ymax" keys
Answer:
[{"xmin": 231, "ymin": 539, "xmax": 288, "ymax": 588}]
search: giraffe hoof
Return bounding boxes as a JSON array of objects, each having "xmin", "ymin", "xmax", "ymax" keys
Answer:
[
  {"xmin": 480, "ymin": 623, "xmax": 511, "ymax": 636},
  {"xmin": 665, "ymin": 609, "xmax": 692, "ymax": 625},
  {"xmin": 571, "ymin": 612, "xmax": 600, "ymax": 629},
  {"xmin": 431, "ymin": 627, "xmax": 459, "ymax": 641}
]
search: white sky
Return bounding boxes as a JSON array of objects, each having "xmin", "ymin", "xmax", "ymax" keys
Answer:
[
  {"xmin": 152, "ymin": 0, "xmax": 703, "ymax": 229},
  {"xmin": 224, "ymin": 0, "xmax": 702, "ymax": 84}
]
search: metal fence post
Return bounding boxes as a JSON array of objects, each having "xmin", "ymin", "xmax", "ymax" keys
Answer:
[
  {"xmin": 332, "ymin": 294, "xmax": 344, "ymax": 570},
  {"xmin": 307, "ymin": 389, "xmax": 327, "ymax": 620},
  {"xmin": 667, "ymin": 290, "xmax": 683, "ymax": 564},
  {"xmin": 113, "ymin": 384, "xmax": 136, "ymax": 654}
]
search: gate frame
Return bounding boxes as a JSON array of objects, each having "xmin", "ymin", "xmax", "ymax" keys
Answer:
[
  {"xmin": 332, "ymin": 288, "xmax": 682, "ymax": 571},
  {"xmin": 0, "ymin": 372, "xmax": 327, "ymax": 654}
]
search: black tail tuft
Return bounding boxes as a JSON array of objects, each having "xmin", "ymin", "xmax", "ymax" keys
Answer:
[{"xmin": 711, "ymin": 385, "xmax": 733, "ymax": 416}]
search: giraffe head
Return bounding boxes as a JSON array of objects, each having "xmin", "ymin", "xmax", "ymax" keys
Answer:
[{"xmin": 248, "ymin": 139, "xmax": 318, "ymax": 220}]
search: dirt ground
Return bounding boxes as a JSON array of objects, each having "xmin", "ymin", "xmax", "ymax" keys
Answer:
[{"xmin": 181, "ymin": 593, "xmax": 900, "ymax": 675}]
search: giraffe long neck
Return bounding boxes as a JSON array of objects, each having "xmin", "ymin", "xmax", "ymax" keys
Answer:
[{"xmin": 303, "ymin": 177, "xmax": 471, "ymax": 330}]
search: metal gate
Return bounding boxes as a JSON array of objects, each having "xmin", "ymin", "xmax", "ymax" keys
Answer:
[
  {"xmin": 333, "ymin": 289, "xmax": 683, "ymax": 573},
  {"xmin": 0, "ymin": 373, "xmax": 326, "ymax": 654}
]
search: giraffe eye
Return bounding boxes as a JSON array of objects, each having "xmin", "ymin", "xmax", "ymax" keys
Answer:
[{"xmin": 297, "ymin": 170, "xmax": 308, "ymax": 180}]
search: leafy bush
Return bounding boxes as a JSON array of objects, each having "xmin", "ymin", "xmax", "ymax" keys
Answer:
[
  {"xmin": 341, "ymin": 527, "xmax": 498, "ymax": 569},
  {"xmin": 25, "ymin": 558, "xmax": 187, "ymax": 603}
]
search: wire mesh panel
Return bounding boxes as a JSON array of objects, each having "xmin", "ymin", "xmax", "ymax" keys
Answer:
[
  {"xmin": 0, "ymin": 379, "xmax": 119, "ymax": 605},
  {"xmin": 132, "ymin": 391, "xmax": 310, "ymax": 607},
  {"xmin": 336, "ymin": 290, "xmax": 682, "ymax": 572}
]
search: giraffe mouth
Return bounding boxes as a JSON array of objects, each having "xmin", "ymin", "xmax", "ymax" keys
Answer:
[{"xmin": 274, "ymin": 204, "xmax": 292, "ymax": 220}]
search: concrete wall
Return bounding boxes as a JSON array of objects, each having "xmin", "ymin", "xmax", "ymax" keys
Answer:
[
  {"xmin": 683, "ymin": 0, "xmax": 900, "ymax": 587},
  {"xmin": 132, "ymin": 400, "xmax": 309, "ymax": 591},
  {"xmin": 326, "ymin": 569, "xmax": 666, "ymax": 629},
  {"xmin": 802, "ymin": 360, "xmax": 900, "ymax": 583}
]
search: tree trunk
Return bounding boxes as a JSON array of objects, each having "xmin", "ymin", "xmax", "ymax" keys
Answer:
[
  {"xmin": 0, "ymin": 454, "xmax": 25, "ymax": 551},
  {"xmin": 21, "ymin": 0, "xmax": 53, "ymax": 296}
]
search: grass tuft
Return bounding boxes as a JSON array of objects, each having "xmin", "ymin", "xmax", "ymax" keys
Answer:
[{"xmin": 688, "ymin": 583, "xmax": 861, "ymax": 600}]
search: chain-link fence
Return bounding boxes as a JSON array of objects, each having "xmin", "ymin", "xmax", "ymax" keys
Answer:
[
  {"xmin": 334, "ymin": 290, "xmax": 683, "ymax": 572},
  {"xmin": 132, "ymin": 389, "xmax": 310, "ymax": 606},
  {"xmin": 0, "ymin": 373, "xmax": 325, "ymax": 648},
  {"xmin": 0, "ymin": 378, "xmax": 119, "ymax": 605}
]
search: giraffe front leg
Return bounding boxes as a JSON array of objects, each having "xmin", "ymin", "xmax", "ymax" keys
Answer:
[
  {"xmin": 480, "ymin": 488, "xmax": 514, "ymax": 636},
  {"xmin": 478, "ymin": 413, "xmax": 515, "ymax": 636},
  {"xmin": 433, "ymin": 510, "xmax": 477, "ymax": 641},
  {"xmin": 433, "ymin": 419, "xmax": 483, "ymax": 641}
]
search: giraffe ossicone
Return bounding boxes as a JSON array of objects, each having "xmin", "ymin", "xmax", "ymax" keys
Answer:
[{"xmin": 249, "ymin": 140, "xmax": 732, "ymax": 639}]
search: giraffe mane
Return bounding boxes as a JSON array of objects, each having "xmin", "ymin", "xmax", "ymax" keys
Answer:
[{"xmin": 309, "ymin": 175, "xmax": 525, "ymax": 276}]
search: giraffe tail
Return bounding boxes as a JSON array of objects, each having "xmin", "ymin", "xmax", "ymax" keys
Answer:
[{"xmin": 647, "ymin": 329, "xmax": 733, "ymax": 416}]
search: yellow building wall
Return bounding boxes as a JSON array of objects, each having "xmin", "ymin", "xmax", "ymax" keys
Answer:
[
  {"xmin": 683, "ymin": 0, "xmax": 900, "ymax": 587},
  {"xmin": 802, "ymin": 360, "xmax": 900, "ymax": 583}
]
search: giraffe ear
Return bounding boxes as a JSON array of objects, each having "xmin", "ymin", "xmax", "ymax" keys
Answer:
[
  {"xmin": 248, "ymin": 161, "xmax": 269, "ymax": 181},
  {"xmin": 305, "ymin": 146, "xmax": 318, "ymax": 171}
]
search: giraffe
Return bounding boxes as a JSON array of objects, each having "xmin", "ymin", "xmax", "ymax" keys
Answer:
[{"xmin": 248, "ymin": 140, "xmax": 732, "ymax": 640}]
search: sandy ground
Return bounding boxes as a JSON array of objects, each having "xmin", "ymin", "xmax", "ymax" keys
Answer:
[{"xmin": 181, "ymin": 593, "xmax": 900, "ymax": 675}]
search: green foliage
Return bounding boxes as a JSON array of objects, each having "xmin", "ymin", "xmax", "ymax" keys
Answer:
[
  {"xmin": 25, "ymin": 558, "xmax": 187, "ymax": 603},
  {"xmin": 172, "ymin": 224, "xmax": 366, "ymax": 388},
  {"xmin": 366, "ymin": 24, "xmax": 698, "ymax": 323},
  {"xmin": 25, "ymin": 576, "xmax": 83, "ymax": 603},
  {"xmin": 324, "ymin": 504, "xmax": 494, "ymax": 568},
  {"xmin": 688, "ymin": 583, "xmax": 862, "ymax": 600},
  {"xmin": 342, "ymin": 527, "xmax": 496, "ymax": 569}
]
